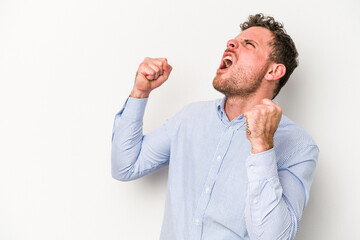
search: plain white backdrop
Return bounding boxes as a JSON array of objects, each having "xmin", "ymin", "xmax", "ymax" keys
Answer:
[{"xmin": 1, "ymin": 0, "xmax": 359, "ymax": 239}]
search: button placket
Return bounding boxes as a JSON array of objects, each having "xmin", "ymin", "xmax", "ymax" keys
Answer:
[{"xmin": 191, "ymin": 125, "xmax": 236, "ymax": 238}]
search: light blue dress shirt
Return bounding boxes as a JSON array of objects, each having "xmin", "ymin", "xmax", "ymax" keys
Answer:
[{"xmin": 111, "ymin": 97, "xmax": 319, "ymax": 240}]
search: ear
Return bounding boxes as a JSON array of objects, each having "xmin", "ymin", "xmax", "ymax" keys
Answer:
[{"xmin": 264, "ymin": 63, "xmax": 286, "ymax": 81}]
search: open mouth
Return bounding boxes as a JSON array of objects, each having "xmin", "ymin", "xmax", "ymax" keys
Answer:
[{"xmin": 219, "ymin": 55, "xmax": 233, "ymax": 70}]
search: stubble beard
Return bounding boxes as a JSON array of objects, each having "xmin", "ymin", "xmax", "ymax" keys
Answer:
[{"xmin": 213, "ymin": 65, "xmax": 267, "ymax": 98}]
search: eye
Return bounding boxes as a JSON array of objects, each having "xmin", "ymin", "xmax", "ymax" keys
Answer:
[{"xmin": 245, "ymin": 40, "xmax": 255, "ymax": 48}]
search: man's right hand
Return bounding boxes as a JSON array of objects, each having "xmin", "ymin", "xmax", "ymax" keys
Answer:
[{"xmin": 130, "ymin": 57, "xmax": 172, "ymax": 98}]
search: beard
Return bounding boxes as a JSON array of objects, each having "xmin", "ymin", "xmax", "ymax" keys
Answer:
[{"xmin": 213, "ymin": 64, "xmax": 268, "ymax": 98}]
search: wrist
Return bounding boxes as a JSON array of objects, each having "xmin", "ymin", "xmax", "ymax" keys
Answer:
[
  {"xmin": 130, "ymin": 88, "xmax": 150, "ymax": 99},
  {"xmin": 250, "ymin": 139, "xmax": 273, "ymax": 154}
]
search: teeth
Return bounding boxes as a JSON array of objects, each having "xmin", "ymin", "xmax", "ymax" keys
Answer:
[
  {"xmin": 223, "ymin": 56, "xmax": 232, "ymax": 68},
  {"xmin": 223, "ymin": 56, "xmax": 232, "ymax": 61}
]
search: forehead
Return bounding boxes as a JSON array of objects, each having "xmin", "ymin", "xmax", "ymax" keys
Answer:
[{"xmin": 236, "ymin": 26, "xmax": 274, "ymax": 45}]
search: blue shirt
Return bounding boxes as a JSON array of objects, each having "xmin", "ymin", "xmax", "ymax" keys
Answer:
[{"xmin": 111, "ymin": 97, "xmax": 319, "ymax": 240}]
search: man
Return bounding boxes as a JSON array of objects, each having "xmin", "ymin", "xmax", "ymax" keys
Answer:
[{"xmin": 111, "ymin": 13, "xmax": 319, "ymax": 240}]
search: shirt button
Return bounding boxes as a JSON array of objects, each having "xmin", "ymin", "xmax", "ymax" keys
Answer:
[
  {"xmin": 195, "ymin": 219, "xmax": 200, "ymax": 224},
  {"xmin": 229, "ymin": 126, "xmax": 233, "ymax": 130},
  {"xmin": 253, "ymin": 199, "xmax": 258, "ymax": 205},
  {"xmin": 205, "ymin": 187, "xmax": 210, "ymax": 193},
  {"xmin": 250, "ymin": 165, "xmax": 255, "ymax": 171},
  {"xmin": 217, "ymin": 155, "xmax": 221, "ymax": 160}
]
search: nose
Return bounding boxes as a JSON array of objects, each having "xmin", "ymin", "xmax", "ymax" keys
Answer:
[{"xmin": 227, "ymin": 39, "xmax": 238, "ymax": 50}]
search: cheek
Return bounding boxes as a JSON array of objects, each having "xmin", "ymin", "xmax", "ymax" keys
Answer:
[
  {"xmin": 255, "ymin": 53, "xmax": 270, "ymax": 68},
  {"xmin": 232, "ymin": 62, "xmax": 250, "ymax": 77},
  {"xmin": 240, "ymin": 57, "xmax": 268, "ymax": 75},
  {"xmin": 237, "ymin": 54, "xmax": 256, "ymax": 68},
  {"xmin": 243, "ymin": 50, "xmax": 266, "ymax": 64}
]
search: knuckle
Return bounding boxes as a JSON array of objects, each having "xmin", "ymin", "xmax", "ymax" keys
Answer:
[
  {"xmin": 262, "ymin": 98, "xmax": 271, "ymax": 104},
  {"xmin": 159, "ymin": 57, "xmax": 167, "ymax": 62},
  {"xmin": 149, "ymin": 68, "xmax": 156, "ymax": 74},
  {"xmin": 155, "ymin": 61, "xmax": 164, "ymax": 69},
  {"xmin": 139, "ymin": 62, "xmax": 147, "ymax": 69},
  {"xmin": 151, "ymin": 64, "xmax": 159, "ymax": 71},
  {"xmin": 247, "ymin": 109, "xmax": 255, "ymax": 115},
  {"xmin": 251, "ymin": 108, "xmax": 258, "ymax": 114},
  {"xmin": 268, "ymin": 106, "xmax": 275, "ymax": 112}
]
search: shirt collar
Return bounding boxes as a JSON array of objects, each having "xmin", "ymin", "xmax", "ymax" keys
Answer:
[
  {"xmin": 216, "ymin": 96, "xmax": 245, "ymax": 129},
  {"xmin": 216, "ymin": 97, "xmax": 226, "ymax": 120}
]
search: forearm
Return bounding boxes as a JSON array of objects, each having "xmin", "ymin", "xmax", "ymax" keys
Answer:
[
  {"xmin": 244, "ymin": 149, "xmax": 298, "ymax": 240},
  {"xmin": 111, "ymin": 57, "xmax": 173, "ymax": 181},
  {"xmin": 245, "ymin": 181, "xmax": 297, "ymax": 240},
  {"xmin": 111, "ymin": 96, "xmax": 172, "ymax": 181},
  {"xmin": 111, "ymin": 97, "xmax": 149, "ymax": 181}
]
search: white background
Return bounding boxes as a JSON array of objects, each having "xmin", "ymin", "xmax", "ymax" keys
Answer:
[{"xmin": 1, "ymin": 0, "xmax": 359, "ymax": 239}]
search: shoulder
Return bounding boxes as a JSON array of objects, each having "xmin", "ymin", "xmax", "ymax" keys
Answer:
[
  {"xmin": 274, "ymin": 115, "xmax": 319, "ymax": 167},
  {"xmin": 164, "ymin": 99, "xmax": 218, "ymax": 132},
  {"xmin": 181, "ymin": 99, "xmax": 218, "ymax": 112},
  {"xmin": 174, "ymin": 99, "xmax": 219, "ymax": 119},
  {"xmin": 276, "ymin": 115, "xmax": 316, "ymax": 146}
]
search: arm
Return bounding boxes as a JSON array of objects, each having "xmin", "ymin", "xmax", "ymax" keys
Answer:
[
  {"xmin": 243, "ymin": 99, "xmax": 318, "ymax": 239},
  {"xmin": 244, "ymin": 146, "xmax": 318, "ymax": 239},
  {"xmin": 111, "ymin": 57, "xmax": 173, "ymax": 181}
]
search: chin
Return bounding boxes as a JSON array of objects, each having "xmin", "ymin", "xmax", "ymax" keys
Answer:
[
  {"xmin": 212, "ymin": 75, "xmax": 222, "ymax": 89},
  {"xmin": 213, "ymin": 77, "xmax": 228, "ymax": 95},
  {"xmin": 213, "ymin": 72, "xmax": 225, "ymax": 84}
]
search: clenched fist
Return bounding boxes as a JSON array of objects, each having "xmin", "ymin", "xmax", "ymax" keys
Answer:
[
  {"xmin": 244, "ymin": 98, "xmax": 282, "ymax": 154},
  {"xmin": 130, "ymin": 57, "xmax": 172, "ymax": 98}
]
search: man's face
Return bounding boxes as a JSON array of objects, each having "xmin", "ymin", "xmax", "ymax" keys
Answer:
[{"xmin": 213, "ymin": 26, "xmax": 274, "ymax": 97}]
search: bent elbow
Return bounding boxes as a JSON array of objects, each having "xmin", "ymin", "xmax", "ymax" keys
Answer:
[
  {"xmin": 111, "ymin": 173, "xmax": 130, "ymax": 182},
  {"xmin": 111, "ymin": 149, "xmax": 135, "ymax": 182},
  {"xmin": 111, "ymin": 166, "xmax": 134, "ymax": 182}
]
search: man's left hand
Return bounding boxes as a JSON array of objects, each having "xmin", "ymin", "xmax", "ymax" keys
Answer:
[{"xmin": 244, "ymin": 98, "xmax": 282, "ymax": 154}]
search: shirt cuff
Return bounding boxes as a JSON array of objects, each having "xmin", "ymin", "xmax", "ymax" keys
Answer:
[
  {"xmin": 245, "ymin": 148, "xmax": 279, "ymax": 182},
  {"xmin": 117, "ymin": 97, "xmax": 149, "ymax": 121}
]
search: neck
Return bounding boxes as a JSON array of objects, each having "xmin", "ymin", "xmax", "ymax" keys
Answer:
[{"xmin": 224, "ymin": 90, "xmax": 273, "ymax": 122}]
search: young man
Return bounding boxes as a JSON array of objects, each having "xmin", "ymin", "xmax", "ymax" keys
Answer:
[{"xmin": 111, "ymin": 13, "xmax": 319, "ymax": 240}]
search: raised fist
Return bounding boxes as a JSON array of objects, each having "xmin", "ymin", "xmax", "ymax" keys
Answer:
[
  {"xmin": 244, "ymin": 98, "xmax": 282, "ymax": 154},
  {"xmin": 131, "ymin": 57, "xmax": 172, "ymax": 98}
]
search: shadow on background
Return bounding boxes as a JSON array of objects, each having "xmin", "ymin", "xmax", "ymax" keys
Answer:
[{"xmin": 279, "ymin": 72, "xmax": 327, "ymax": 239}]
